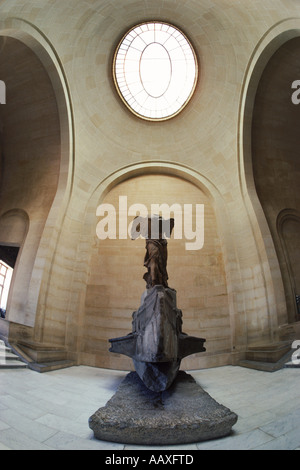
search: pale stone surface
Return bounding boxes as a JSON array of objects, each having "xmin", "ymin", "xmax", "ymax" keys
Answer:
[
  {"xmin": 0, "ymin": 0, "xmax": 299, "ymax": 370},
  {"xmin": 89, "ymin": 371, "xmax": 238, "ymax": 445},
  {"xmin": 84, "ymin": 175, "xmax": 229, "ymax": 371},
  {"xmin": 0, "ymin": 365, "xmax": 299, "ymax": 450},
  {"xmin": 252, "ymin": 37, "xmax": 300, "ymax": 325}
]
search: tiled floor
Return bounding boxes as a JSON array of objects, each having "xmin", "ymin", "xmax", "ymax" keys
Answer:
[{"xmin": 0, "ymin": 364, "xmax": 299, "ymax": 450}]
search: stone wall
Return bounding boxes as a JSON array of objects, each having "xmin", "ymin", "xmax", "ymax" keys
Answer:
[
  {"xmin": 252, "ymin": 36, "xmax": 300, "ymax": 324},
  {"xmin": 80, "ymin": 174, "xmax": 231, "ymax": 370},
  {"xmin": 0, "ymin": 37, "xmax": 61, "ymax": 328},
  {"xmin": 0, "ymin": 0, "xmax": 299, "ymax": 369}
]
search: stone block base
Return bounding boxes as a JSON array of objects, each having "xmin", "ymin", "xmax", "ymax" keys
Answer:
[{"xmin": 89, "ymin": 371, "xmax": 238, "ymax": 445}]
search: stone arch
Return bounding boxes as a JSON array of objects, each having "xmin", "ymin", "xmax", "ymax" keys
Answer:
[
  {"xmin": 0, "ymin": 20, "xmax": 74, "ymax": 329},
  {"xmin": 77, "ymin": 162, "xmax": 239, "ymax": 370},
  {"xmin": 238, "ymin": 19, "xmax": 300, "ymax": 331}
]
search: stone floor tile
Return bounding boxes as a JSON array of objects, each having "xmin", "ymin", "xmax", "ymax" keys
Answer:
[
  {"xmin": 0, "ymin": 394, "xmax": 47, "ymax": 420},
  {"xmin": 0, "ymin": 443, "xmax": 11, "ymax": 450},
  {"xmin": 0, "ymin": 408, "xmax": 57, "ymax": 443},
  {"xmin": 196, "ymin": 429, "xmax": 274, "ymax": 450},
  {"xmin": 253, "ymin": 427, "xmax": 300, "ymax": 450},
  {"xmin": 0, "ymin": 427, "xmax": 54, "ymax": 450},
  {"xmin": 44, "ymin": 430, "xmax": 124, "ymax": 451},
  {"xmin": 233, "ymin": 410, "xmax": 275, "ymax": 433},
  {"xmin": 0, "ymin": 365, "xmax": 299, "ymax": 450},
  {"xmin": 123, "ymin": 443, "xmax": 199, "ymax": 450},
  {"xmin": 259, "ymin": 409, "xmax": 300, "ymax": 438},
  {"xmin": 0, "ymin": 419, "xmax": 10, "ymax": 431},
  {"xmin": 35, "ymin": 412, "xmax": 90, "ymax": 438}
]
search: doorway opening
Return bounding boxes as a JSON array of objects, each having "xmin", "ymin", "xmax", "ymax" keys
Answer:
[{"xmin": 0, "ymin": 245, "xmax": 19, "ymax": 318}]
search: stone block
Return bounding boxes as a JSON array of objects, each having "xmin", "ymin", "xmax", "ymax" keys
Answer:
[{"xmin": 89, "ymin": 371, "xmax": 238, "ymax": 445}]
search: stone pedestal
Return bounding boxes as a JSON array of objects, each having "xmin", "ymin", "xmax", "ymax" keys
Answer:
[
  {"xmin": 96, "ymin": 285, "xmax": 237, "ymax": 445},
  {"xmin": 89, "ymin": 371, "xmax": 238, "ymax": 445}
]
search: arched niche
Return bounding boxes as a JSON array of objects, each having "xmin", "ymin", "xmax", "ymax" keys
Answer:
[
  {"xmin": 239, "ymin": 20, "xmax": 300, "ymax": 331},
  {"xmin": 251, "ymin": 36, "xmax": 300, "ymax": 324},
  {"xmin": 0, "ymin": 23, "xmax": 73, "ymax": 329},
  {"xmin": 78, "ymin": 165, "xmax": 237, "ymax": 371},
  {"xmin": 0, "ymin": 209, "xmax": 29, "ymax": 246}
]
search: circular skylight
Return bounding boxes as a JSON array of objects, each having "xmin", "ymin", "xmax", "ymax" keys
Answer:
[{"xmin": 113, "ymin": 22, "xmax": 198, "ymax": 121}]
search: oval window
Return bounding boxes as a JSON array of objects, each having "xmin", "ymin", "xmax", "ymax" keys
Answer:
[{"xmin": 113, "ymin": 22, "xmax": 198, "ymax": 121}]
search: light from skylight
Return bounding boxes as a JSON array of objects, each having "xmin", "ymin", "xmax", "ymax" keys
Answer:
[{"xmin": 113, "ymin": 22, "xmax": 198, "ymax": 121}]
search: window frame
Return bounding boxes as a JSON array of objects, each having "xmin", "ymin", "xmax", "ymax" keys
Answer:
[{"xmin": 112, "ymin": 21, "xmax": 199, "ymax": 121}]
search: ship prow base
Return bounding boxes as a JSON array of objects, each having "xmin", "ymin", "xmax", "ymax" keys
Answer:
[{"xmin": 109, "ymin": 286, "xmax": 206, "ymax": 392}]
